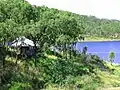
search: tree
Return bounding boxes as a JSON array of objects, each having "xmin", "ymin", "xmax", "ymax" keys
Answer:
[
  {"xmin": 23, "ymin": 19, "xmax": 58, "ymax": 66},
  {"xmin": 109, "ymin": 51, "xmax": 115, "ymax": 65},
  {"xmin": 0, "ymin": 19, "xmax": 22, "ymax": 67}
]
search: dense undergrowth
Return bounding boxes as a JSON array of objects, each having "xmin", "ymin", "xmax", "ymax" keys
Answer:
[{"xmin": 1, "ymin": 53, "xmax": 120, "ymax": 90}]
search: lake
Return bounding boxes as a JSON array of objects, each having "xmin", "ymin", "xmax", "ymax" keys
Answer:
[{"xmin": 76, "ymin": 41, "xmax": 120, "ymax": 64}]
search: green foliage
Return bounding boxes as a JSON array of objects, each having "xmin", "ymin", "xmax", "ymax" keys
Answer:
[
  {"xmin": 9, "ymin": 82, "xmax": 32, "ymax": 90},
  {"xmin": 1, "ymin": 0, "xmax": 120, "ymax": 90},
  {"xmin": 74, "ymin": 75, "xmax": 100, "ymax": 90},
  {"xmin": 38, "ymin": 56, "xmax": 99, "ymax": 85},
  {"xmin": 109, "ymin": 51, "xmax": 115, "ymax": 65}
]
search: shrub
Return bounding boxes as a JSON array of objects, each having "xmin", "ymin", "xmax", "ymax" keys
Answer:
[
  {"xmin": 9, "ymin": 82, "xmax": 32, "ymax": 90},
  {"xmin": 39, "ymin": 58, "xmax": 91, "ymax": 85}
]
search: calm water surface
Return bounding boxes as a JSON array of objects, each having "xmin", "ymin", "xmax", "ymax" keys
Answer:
[{"xmin": 76, "ymin": 41, "xmax": 120, "ymax": 64}]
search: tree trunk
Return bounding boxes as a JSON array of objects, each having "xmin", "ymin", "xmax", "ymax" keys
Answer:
[
  {"xmin": 65, "ymin": 43, "xmax": 68, "ymax": 59},
  {"xmin": 2, "ymin": 38, "xmax": 6, "ymax": 68},
  {"xmin": 69, "ymin": 43, "xmax": 72, "ymax": 59},
  {"xmin": 34, "ymin": 41, "xmax": 37, "ymax": 67}
]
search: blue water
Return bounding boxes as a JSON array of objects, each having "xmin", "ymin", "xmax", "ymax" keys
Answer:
[{"xmin": 76, "ymin": 41, "xmax": 120, "ymax": 64}]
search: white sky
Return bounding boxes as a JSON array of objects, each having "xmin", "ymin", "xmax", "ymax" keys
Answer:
[{"xmin": 26, "ymin": 0, "xmax": 120, "ymax": 20}]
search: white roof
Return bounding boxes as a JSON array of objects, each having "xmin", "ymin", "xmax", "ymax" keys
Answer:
[{"xmin": 11, "ymin": 36, "xmax": 37, "ymax": 47}]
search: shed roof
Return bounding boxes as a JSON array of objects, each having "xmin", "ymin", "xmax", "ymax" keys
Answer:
[{"xmin": 11, "ymin": 36, "xmax": 37, "ymax": 47}]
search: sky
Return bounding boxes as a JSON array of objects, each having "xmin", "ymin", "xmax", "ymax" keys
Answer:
[{"xmin": 26, "ymin": 0, "xmax": 120, "ymax": 20}]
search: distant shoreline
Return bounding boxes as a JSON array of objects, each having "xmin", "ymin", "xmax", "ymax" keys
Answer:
[
  {"xmin": 80, "ymin": 37, "xmax": 120, "ymax": 42},
  {"xmin": 82, "ymin": 39, "xmax": 120, "ymax": 42}
]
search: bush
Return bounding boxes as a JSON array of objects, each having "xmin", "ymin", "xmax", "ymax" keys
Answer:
[
  {"xmin": 9, "ymin": 82, "xmax": 32, "ymax": 90},
  {"xmin": 38, "ymin": 58, "xmax": 91, "ymax": 85}
]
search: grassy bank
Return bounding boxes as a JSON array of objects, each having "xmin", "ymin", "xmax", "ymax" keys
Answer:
[
  {"xmin": 85, "ymin": 36, "xmax": 120, "ymax": 41},
  {"xmin": 1, "ymin": 55, "xmax": 120, "ymax": 90}
]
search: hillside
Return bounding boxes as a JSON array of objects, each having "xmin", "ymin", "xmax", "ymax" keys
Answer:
[
  {"xmin": 1, "ymin": 0, "xmax": 120, "ymax": 41},
  {"xmin": 0, "ymin": 0, "xmax": 120, "ymax": 90}
]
